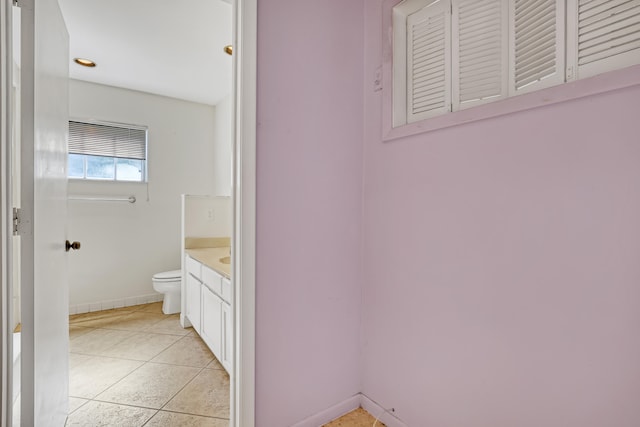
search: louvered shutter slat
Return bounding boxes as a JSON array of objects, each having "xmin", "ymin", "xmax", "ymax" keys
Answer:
[
  {"xmin": 579, "ymin": 0, "xmax": 638, "ymax": 22},
  {"xmin": 516, "ymin": 2, "xmax": 555, "ymax": 30},
  {"xmin": 580, "ymin": 0, "xmax": 617, "ymax": 12},
  {"xmin": 510, "ymin": 0, "xmax": 563, "ymax": 93},
  {"xmin": 453, "ymin": 0, "xmax": 507, "ymax": 109},
  {"xmin": 413, "ymin": 41, "xmax": 446, "ymax": 60},
  {"xmin": 516, "ymin": 37, "xmax": 556, "ymax": 70},
  {"xmin": 516, "ymin": 19, "xmax": 556, "ymax": 50},
  {"xmin": 575, "ymin": 0, "xmax": 640, "ymax": 75},
  {"xmin": 406, "ymin": 1, "xmax": 451, "ymax": 122},
  {"xmin": 579, "ymin": 37, "xmax": 640, "ymax": 63},
  {"xmin": 579, "ymin": 21, "xmax": 640, "ymax": 52},
  {"xmin": 461, "ymin": 59, "xmax": 503, "ymax": 77},
  {"xmin": 515, "ymin": 0, "xmax": 550, "ymax": 20},
  {"xmin": 579, "ymin": 10, "xmax": 640, "ymax": 43},
  {"xmin": 517, "ymin": 57, "xmax": 557, "ymax": 81}
]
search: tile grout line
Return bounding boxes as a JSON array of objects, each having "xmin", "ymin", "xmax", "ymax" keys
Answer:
[{"xmin": 67, "ymin": 303, "xmax": 229, "ymax": 424}]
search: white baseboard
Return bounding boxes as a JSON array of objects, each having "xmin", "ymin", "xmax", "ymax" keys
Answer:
[
  {"xmin": 360, "ymin": 393, "xmax": 408, "ymax": 427},
  {"xmin": 289, "ymin": 392, "xmax": 409, "ymax": 427},
  {"xmin": 291, "ymin": 394, "xmax": 361, "ymax": 427},
  {"xmin": 69, "ymin": 293, "xmax": 163, "ymax": 315}
]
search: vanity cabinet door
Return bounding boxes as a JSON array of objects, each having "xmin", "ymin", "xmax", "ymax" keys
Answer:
[
  {"xmin": 186, "ymin": 273, "xmax": 202, "ymax": 334},
  {"xmin": 221, "ymin": 301, "xmax": 232, "ymax": 372},
  {"xmin": 201, "ymin": 285, "xmax": 222, "ymax": 360}
]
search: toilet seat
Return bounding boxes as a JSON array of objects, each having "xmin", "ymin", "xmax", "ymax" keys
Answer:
[{"xmin": 153, "ymin": 270, "xmax": 181, "ymax": 281}]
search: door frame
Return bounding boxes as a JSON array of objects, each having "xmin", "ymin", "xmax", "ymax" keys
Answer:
[
  {"xmin": 232, "ymin": 0, "xmax": 257, "ymax": 425},
  {"xmin": 0, "ymin": 0, "xmax": 259, "ymax": 424},
  {"xmin": 1, "ymin": 0, "xmax": 15, "ymax": 424}
]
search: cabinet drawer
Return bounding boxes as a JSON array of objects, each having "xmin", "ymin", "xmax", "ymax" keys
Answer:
[
  {"xmin": 185, "ymin": 255, "xmax": 202, "ymax": 279},
  {"xmin": 221, "ymin": 278, "xmax": 231, "ymax": 304},
  {"xmin": 202, "ymin": 265, "xmax": 222, "ymax": 296}
]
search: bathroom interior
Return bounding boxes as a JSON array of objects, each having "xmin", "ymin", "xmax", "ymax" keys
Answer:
[{"xmin": 10, "ymin": 0, "xmax": 235, "ymax": 424}]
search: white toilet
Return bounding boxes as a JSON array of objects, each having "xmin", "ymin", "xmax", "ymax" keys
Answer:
[{"xmin": 152, "ymin": 270, "xmax": 182, "ymax": 314}]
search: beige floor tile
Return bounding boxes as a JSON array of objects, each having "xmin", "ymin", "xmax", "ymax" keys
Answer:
[
  {"xmin": 151, "ymin": 336, "xmax": 214, "ymax": 367},
  {"xmin": 164, "ymin": 368, "xmax": 230, "ymax": 418},
  {"xmin": 205, "ymin": 357, "xmax": 224, "ymax": 371},
  {"xmin": 69, "ymin": 353, "xmax": 92, "ymax": 369},
  {"xmin": 70, "ymin": 328, "xmax": 136, "ymax": 355},
  {"xmin": 65, "ymin": 400, "xmax": 156, "ymax": 427},
  {"xmin": 69, "ymin": 356, "xmax": 143, "ymax": 399},
  {"xmin": 101, "ymin": 312, "xmax": 166, "ymax": 332},
  {"xmin": 68, "ymin": 397, "xmax": 89, "ymax": 414},
  {"xmin": 100, "ymin": 332, "xmax": 181, "ymax": 361},
  {"xmin": 69, "ymin": 325, "xmax": 94, "ymax": 340},
  {"xmin": 323, "ymin": 408, "xmax": 384, "ymax": 427},
  {"xmin": 69, "ymin": 309, "xmax": 130, "ymax": 325},
  {"xmin": 145, "ymin": 411, "xmax": 229, "ymax": 427},
  {"xmin": 145, "ymin": 315, "xmax": 193, "ymax": 336},
  {"xmin": 135, "ymin": 302, "xmax": 164, "ymax": 313},
  {"xmin": 96, "ymin": 362, "xmax": 200, "ymax": 409},
  {"xmin": 71, "ymin": 312, "xmax": 137, "ymax": 329}
]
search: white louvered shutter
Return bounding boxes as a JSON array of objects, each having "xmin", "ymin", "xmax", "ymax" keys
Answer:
[
  {"xmin": 452, "ymin": 0, "xmax": 508, "ymax": 110},
  {"xmin": 406, "ymin": 1, "xmax": 451, "ymax": 123},
  {"xmin": 571, "ymin": 0, "xmax": 640, "ymax": 79},
  {"xmin": 510, "ymin": 0, "xmax": 565, "ymax": 94}
]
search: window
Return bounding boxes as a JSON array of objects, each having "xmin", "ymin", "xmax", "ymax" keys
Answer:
[
  {"xmin": 393, "ymin": 0, "xmax": 640, "ymax": 127},
  {"xmin": 68, "ymin": 120, "xmax": 148, "ymax": 182}
]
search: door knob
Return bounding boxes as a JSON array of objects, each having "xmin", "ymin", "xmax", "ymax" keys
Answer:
[{"xmin": 65, "ymin": 240, "xmax": 81, "ymax": 252}]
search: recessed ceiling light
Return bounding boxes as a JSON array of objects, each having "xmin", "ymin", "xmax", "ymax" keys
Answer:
[
  {"xmin": 74, "ymin": 58, "xmax": 96, "ymax": 67},
  {"xmin": 224, "ymin": 45, "xmax": 233, "ymax": 56}
]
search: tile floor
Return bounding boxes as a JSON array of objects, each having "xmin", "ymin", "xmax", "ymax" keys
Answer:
[
  {"xmin": 67, "ymin": 302, "xmax": 381, "ymax": 426},
  {"xmin": 67, "ymin": 302, "xmax": 229, "ymax": 426},
  {"xmin": 324, "ymin": 408, "xmax": 385, "ymax": 427}
]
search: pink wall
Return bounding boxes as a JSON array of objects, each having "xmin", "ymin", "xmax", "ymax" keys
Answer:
[
  {"xmin": 362, "ymin": 2, "xmax": 640, "ymax": 426},
  {"xmin": 255, "ymin": 0, "xmax": 364, "ymax": 424}
]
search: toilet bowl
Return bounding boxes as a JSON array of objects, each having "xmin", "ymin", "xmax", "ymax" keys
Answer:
[{"xmin": 152, "ymin": 270, "xmax": 182, "ymax": 314}]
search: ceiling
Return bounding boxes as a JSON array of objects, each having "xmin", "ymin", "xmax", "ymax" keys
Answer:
[{"xmin": 58, "ymin": 0, "xmax": 233, "ymax": 106}]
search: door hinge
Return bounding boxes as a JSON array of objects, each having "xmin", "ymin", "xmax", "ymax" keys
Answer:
[
  {"xmin": 13, "ymin": 0, "xmax": 34, "ymax": 9},
  {"xmin": 12, "ymin": 207, "xmax": 30, "ymax": 236},
  {"xmin": 13, "ymin": 208, "xmax": 20, "ymax": 236}
]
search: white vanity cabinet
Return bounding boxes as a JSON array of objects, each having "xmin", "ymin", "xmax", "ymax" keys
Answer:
[{"xmin": 184, "ymin": 254, "xmax": 233, "ymax": 373}]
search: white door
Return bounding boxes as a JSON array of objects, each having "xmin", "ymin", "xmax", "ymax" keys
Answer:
[{"xmin": 18, "ymin": 0, "xmax": 70, "ymax": 424}]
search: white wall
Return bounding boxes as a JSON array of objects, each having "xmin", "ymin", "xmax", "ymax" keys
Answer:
[
  {"xmin": 67, "ymin": 79, "xmax": 221, "ymax": 311},
  {"xmin": 213, "ymin": 94, "xmax": 232, "ymax": 196},
  {"xmin": 183, "ymin": 195, "xmax": 232, "ymax": 238}
]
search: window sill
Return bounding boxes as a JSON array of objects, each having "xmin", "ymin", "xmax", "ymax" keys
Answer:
[
  {"xmin": 382, "ymin": 64, "xmax": 640, "ymax": 142},
  {"xmin": 68, "ymin": 178, "xmax": 148, "ymax": 184}
]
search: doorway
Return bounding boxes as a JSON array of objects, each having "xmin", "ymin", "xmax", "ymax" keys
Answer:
[{"xmin": 1, "ymin": 0, "xmax": 257, "ymax": 425}]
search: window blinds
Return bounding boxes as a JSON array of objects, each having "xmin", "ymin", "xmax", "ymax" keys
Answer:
[{"xmin": 68, "ymin": 121, "xmax": 147, "ymax": 160}]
